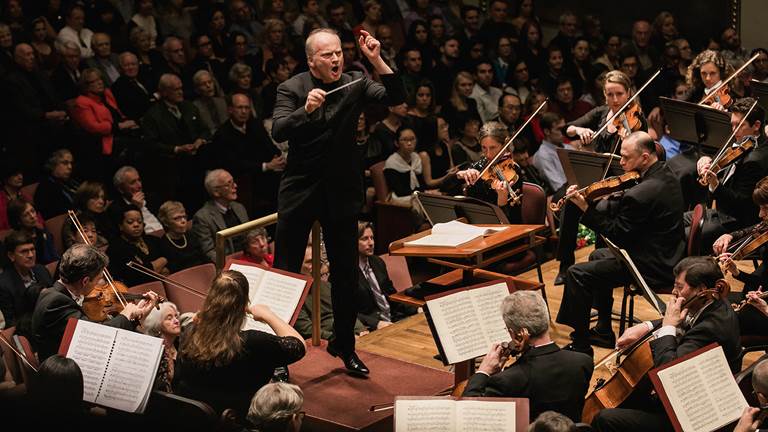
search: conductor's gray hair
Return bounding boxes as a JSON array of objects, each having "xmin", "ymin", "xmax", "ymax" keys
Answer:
[
  {"xmin": 501, "ymin": 291, "xmax": 550, "ymax": 338},
  {"xmin": 305, "ymin": 27, "xmax": 339, "ymax": 57}
]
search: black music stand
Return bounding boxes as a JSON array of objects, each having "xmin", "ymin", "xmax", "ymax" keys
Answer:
[
  {"xmin": 556, "ymin": 148, "xmax": 623, "ymax": 187},
  {"xmin": 413, "ymin": 192, "xmax": 510, "ymax": 226},
  {"xmin": 659, "ymin": 97, "xmax": 731, "ymax": 156},
  {"xmin": 602, "ymin": 235, "xmax": 667, "ymax": 331},
  {"xmin": 751, "ymin": 79, "xmax": 768, "ymax": 114}
]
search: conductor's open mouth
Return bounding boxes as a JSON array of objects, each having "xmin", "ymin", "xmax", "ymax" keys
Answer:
[{"xmin": 331, "ymin": 65, "xmax": 340, "ymax": 74}]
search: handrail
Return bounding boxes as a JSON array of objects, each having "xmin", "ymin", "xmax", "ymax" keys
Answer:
[{"xmin": 214, "ymin": 213, "xmax": 323, "ymax": 346}]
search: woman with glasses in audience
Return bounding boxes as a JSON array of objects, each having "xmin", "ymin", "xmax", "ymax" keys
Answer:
[
  {"xmin": 157, "ymin": 200, "xmax": 207, "ymax": 273},
  {"xmin": 241, "ymin": 227, "xmax": 273, "ymax": 267},
  {"xmin": 61, "ymin": 181, "xmax": 111, "ymax": 250},
  {"xmin": 175, "ymin": 270, "xmax": 306, "ymax": 418},
  {"xmin": 384, "ymin": 126, "xmax": 427, "ymax": 208}
]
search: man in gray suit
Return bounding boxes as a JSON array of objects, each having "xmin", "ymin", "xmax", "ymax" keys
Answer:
[{"xmin": 192, "ymin": 169, "xmax": 249, "ymax": 262}]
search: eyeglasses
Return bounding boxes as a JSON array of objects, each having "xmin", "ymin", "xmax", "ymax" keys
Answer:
[{"xmin": 399, "ymin": 136, "xmax": 417, "ymax": 142}]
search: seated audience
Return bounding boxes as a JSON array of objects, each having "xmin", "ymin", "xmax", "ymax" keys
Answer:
[
  {"xmin": 49, "ymin": 40, "xmax": 82, "ymax": 105},
  {"xmin": 451, "ymin": 116, "xmax": 483, "ymax": 165},
  {"xmin": 175, "ymin": 270, "xmax": 306, "ymax": 417},
  {"xmin": 241, "ymin": 228, "xmax": 273, "ymax": 267},
  {"xmin": 110, "ymin": 166, "xmax": 163, "ymax": 234},
  {"xmin": 57, "ymin": 4, "xmax": 94, "ymax": 59},
  {"xmin": 107, "ymin": 204, "xmax": 169, "ymax": 286},
  {"xmin": 61, "ymin": 181, "xmax": 111, "ymax": 251},
  {"xmin": 142, "ymin": 301, "xmax": 180, "ymax": 392},
  {"xmin": 384, "ymin": 126, "xmax": 425, "ymax": 207},
  {"xmin": 463, "ymin": 291, "xmax": 592, "ymax": 422},
  {"xmin": 192, "ymin": 169, "xmax": 249, "ymax": 262},
  {"xmin": 7, "ymin": 200, "xmax": 58, "ymax": 265},
  {"xmin": 533, "ymin": 112, "xmax": 574, "ymax": 196},
  {"xmin": 367, "ymin": 102, "xmax": 408, "ymax": 168},
  {"xmin": 31, "ymin": 244, "xmax": 158, "ymax": 360},
  {"xmin": 247, "ymin": 382, "xmax": 305, "ymax": 432},
  {"xmin": 62, "ymin": 211, "xmax": 104, "ymax": 253},
  {"xmin": 355, "ymin": 222, "xmax": 416, "ymax": 331},
  {"xmin": 0, "ymin": 231, "xmax": 53, "ymax": 332},
  {"xmin": 419, "ymin": 116, "xmax": 459, "ymax": 193},
  {"xmin": 34, "ymin": 149, "xmax": 80, "ymax": 220},
  {"xmin": 157, "ymin": 200, "xmax": 207, "ymax": 272},
  {"xmin": 0, "ymin": 163, "xmax": 38, "ymax": 231},
  {"xmin": 111, "ymin": 52, "xmax": 154, "ymax": 121},
  {"xmin": 192, "ymin": 70, "xmax": 228, "ymax": 135},
  {"xmin": 84, "ymin": 33, "xmax": 120, "ymax": 85}
]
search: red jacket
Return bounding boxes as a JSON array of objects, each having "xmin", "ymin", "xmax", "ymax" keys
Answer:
[{"xmin": 70, "ymin": 89, "xmax": 125, "ymax": 155}]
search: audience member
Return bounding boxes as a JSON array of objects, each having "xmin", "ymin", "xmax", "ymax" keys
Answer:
[
  {"xmin": 528, "ymin": 411, "xmax": 576, "ymax": 432},
  {"xmin": 442, "ymin": 71, "xmax": 481, "ymax": 135},
  {"xmin": 228, "ymin": 0, "xmax": 263, "ymax": 55},
  {"xmin": 241, "ymin": 227, "xmax": 273, "ymax": 267},
  {"xmin": 247, "ymin": 382, "xmax": 305, "ymax": 432},
  {"xmin": 175, "ymin": 270, "xmax": 306, "ymax": 416},
  {"xmin": 129, "ymin": 0, "xmax": 159, "ymax": 49},
  {"xmin": 157, "ymin": 200, "xmax": 207, "ymax": 272},
  {"xmin": 7, "ymin": 200, "xmax": 59, "ymax": 265},
  {"xmin": 192, "ymin": 169, "xmax": 249, "ymax": 262},
  {"xmin": 111, "ymin": 52, "xmax": 154, "ymax": 121},
  {"xmin": 548, "ymin": 11, "xmax": 579, "ymax": 63},
  {"xmin": 49, "ymin": 41, "xmax": 82, "ymax": 105},
  {"xmin": 621, "ymin": 19, "xmax": 658, "ymax": 73},
  {"xmin": 367, "ymin": 102, "xmax": 408, "ymax": 168},
  {"xmin": 384, "ymin": 126, "xmax": 425, "ymax": 207},
  {"xmin": 548, "ymin": 77, "xmax": 593, "ymax": 123},
  {"xmin": 0, "ymin": 164, "xmax": 37, "ymax": 231},
  {"xmin": 57, "ymin": 4, "xmax": 94, "ymax": 59},
  {"xmin": 533, "ymin": 112, "xmax": 574, "ymax": 195},
  {"xmin": 0, "ymin": 231, "xmax": 53, "ymax": 331},
  {"xmin": 142, "ymin": 301, "xmax": 180, "ymax": 392},
  {"xmin": 471, "ymin": 60, "xmax": 504, "ymax": 123},
  {"xmin": 61, "ymin": 181, "xmax": 111, "ymax": 250},
  {"xmin": 85, "ymin": 33, "xmax": 120, "ymax": 85},
  {"xmin": 419, "ymin": 116, "xmax": 459, "ymax": 192},
  {"xmin": 107, "ymin": 204, "xmax": 169, "ymax": 286},
  {"xmin": 29, "ymin": 17, "xmax": 58, "ymax": 74},
  {"xmin": 451, "ymin": 116, "xmax": 483, "ymax": 165},
  {"xmin": 127, "ymin": 26, "xmax": 162, "ymax": 92},
  {"xmin": 111, "ymin": 166, "xmax": 163, "ymax": 234},
  {"xmin": 192, "ymin": 70, "xmax": 228, "ymax": 134},
  {"xmin": 158, "ymin": 36, "xmax": 188, "ymax": 85}
]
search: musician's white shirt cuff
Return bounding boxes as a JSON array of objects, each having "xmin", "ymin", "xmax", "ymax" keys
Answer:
[
  {"xmin": 654, "ymin": 325, "xmax": 678, "ymax": 339},
  {"xmin": 475, "ymin": 371, "xmax": 491, "ymax": 377}
]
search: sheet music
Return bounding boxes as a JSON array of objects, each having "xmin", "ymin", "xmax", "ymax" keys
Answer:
[
  {"xmin": 655, "ymin": 346, "xmax": 747, "ymax": 432},
  {"xmin": 97, "ymin": 330, "xmax": 163, "ymax": 413},
  {"xmin": 470, "ymin": 283, "xmax": 513, "ymax": 346},
  {"xmin": 602, "ymin": 236, "xmax": 665, "ymax": 315},
  {"xmin": 456, "ymin": 400, "xmax": 516, "ymax": 431},
  {"xmin": 395, "ymin": 399, "xmax": 456, "ymax": 431},
  {"xmin": 65, "ymin": 321, "xmax": 117, "ymax": 403},
  {"xmin": 427, "ymin": 292, "xmax": 489, "ymax": 364},
  {"xmin": 405, "ymin": 221, "xmax": 506, "ymax": 248},
  {"xmin": 228, "ymin": 263, "xmax": 267, "ymax": 304}
]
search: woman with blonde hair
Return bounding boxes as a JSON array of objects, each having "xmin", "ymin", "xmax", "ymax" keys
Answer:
[
  {"xmin": 442, "ymin": 71, "xmax": 480, "ymax": 134},
  {"xmin": 175, "ymin": 270, "xmax": 306, "ymax": 418}
]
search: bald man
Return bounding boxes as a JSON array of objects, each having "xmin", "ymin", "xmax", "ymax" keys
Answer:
[{"xmin": 271, "ymin": 28, "xmax": 405, "ymax": 376}]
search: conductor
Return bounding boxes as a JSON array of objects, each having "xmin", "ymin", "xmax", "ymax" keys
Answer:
[{"xmin": 271, "ymin": 28, "xmax": 405, "ymax": 375}]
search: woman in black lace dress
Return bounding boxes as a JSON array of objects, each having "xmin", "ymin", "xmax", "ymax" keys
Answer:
[{"xmin": 174, "ymin": 270, "xmax": 306, "ymax": 417}]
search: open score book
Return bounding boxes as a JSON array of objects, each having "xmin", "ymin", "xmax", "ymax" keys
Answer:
[
  {"xmin": 403, "ymin": 220, "xmax": 507, "ymax": 248},
  {"xmin": 226, "ymin": 260, "xmax": 312, "ymax": 335},
  {"xmin": 424, "ymin": 280, "xmax": 513, "ymax": 365},
  {"xmin": 394, "ymin": 396, "xmax": 527, "ymax": 432},
  {"xmin": 58, "ymin": 318, "xmax": 164, "ymax": 413}
]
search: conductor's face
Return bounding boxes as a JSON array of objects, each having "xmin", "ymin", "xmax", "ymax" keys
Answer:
[{"xmin": 308, "ymin": 32, "xmax": 344, "ymax": 83}]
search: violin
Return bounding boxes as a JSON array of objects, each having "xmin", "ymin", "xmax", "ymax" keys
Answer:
[
  {"xmin": 475, "ymin": 154, "xmax": 522, "ymax": 205},
  {"xmin": 582, "ymin": 280, "xmax": 730, "ymax": 423},
  {"xmin": 699, "ymin": 136, "xmax": 756, "ymax": 186},
  {"xmin": 719, "ymin": 222, "xmax": 768, "ymax": 276},
  {"xmin": 81, "ymin": 280, "xmax": 164, "ymax": 322},
  {"xmin": 699, "ymin": 52, "xmax": 761, "ymax": 109},
  {"xmin": 550, "ymin": 171, "xmax": 641, "ymax": 212},
  {"xmin": 733, "ymin": 287, "xmax": 768, "ymax": 313},
  {"xmin": 611, "ymin": 102, "xmax": 643, "ymax": 138}
]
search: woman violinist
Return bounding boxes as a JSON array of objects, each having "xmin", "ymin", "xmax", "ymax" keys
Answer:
[
  {"xmin": 687, "ymin": 49, "xmax": 733, "ymax": 111},
  {"xmin": 456, "ymin": 121, "xmax": 524, "ymax": 223},
  {"xmin": 714, "ymin": 176, "xmax": 768, "ymax": 337},
  {"xmin": 565, "ymin": 70, "xmax": 648, "ymax": 154}
]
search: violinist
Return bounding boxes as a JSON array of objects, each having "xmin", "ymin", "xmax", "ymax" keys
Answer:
[
  {"xmin": 592, "ymin": 257, "xmax": 742, "ymax": 432},
  {"xmin": 30, "ymin": 244, "xmax": 159, "ymax": 361},
  {"xmin": 556, "ymin": 132, "xmax": 686, "ymax": 356},
  {"xmin": 733, "ymin": 359, "xmax": 768, "ymax": 432},
  {"xmin": 714, "ymin": 177, "xmax": 768, "ymax": 336},
  {"xmin": 691, "ymin": 97, "xmax": 768, "ymax": 252},
  {"xmin": 456, "ymin": 121, "xmax": 524, "ymax": 223},
  {"xmin": 564, "ymin": 70, "xmax": 647, "ymax": 154},
  {"xmin": 687, "ymin": 49, "xmax": 732, "ymax": 110},
  {"xmin": 462, "ymin": 291, "xmax": 593, "ymax": 423}
]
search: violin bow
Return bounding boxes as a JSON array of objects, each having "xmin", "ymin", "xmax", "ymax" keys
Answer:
[
  {"xmin": 704, "ymin": 98, "xmax": 759, "ymax": 177},
  {"xmin": 475, "ymin": 99, "xmax": 548, "ymax": 180},
  {"xmin": 699, "ymin": 52, "xmax": 760, "ymax": 105},
  {"xmin": 0, "ymin": 332, "xmax": 38, "ymax": 373},
  {"xmin": 596, "ymin": 68, "xmax": 663, "ymax": 181},
  {"xmin": 66, "ymin": 211, "xmax": 127, "ymax": 308},
  {"xmin": 126, "ymin": 261, "xmax": 207, "ymax": 296}
]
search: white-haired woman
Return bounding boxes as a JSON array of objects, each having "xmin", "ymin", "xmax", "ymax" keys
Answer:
[{"xmin": 143, "ymin": 301, "xmax": 181, "ymax": 392}]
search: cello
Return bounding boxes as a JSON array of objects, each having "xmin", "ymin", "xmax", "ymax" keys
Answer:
[{"xmin": 581, "ymin": 279, "xmax": 730, "ymax": 423}]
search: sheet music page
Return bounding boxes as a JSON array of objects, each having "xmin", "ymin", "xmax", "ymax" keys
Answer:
[
  {"xmin": 395, "ymin": 398, "xmax": 456, "ymax": 431},
  {"xmin": 228, "ymin": 263, "xmax": 267, "ymax": 304},
  {"xmin": 456, "ymin": 400, "xmax": 516, "ymax": 431},
  {"xmin": 96, "ymin": 330, "xmax": 164, "ymax": 413},
  {"xmin": 470, "ymin": 283, "xmax": 513, "ymax": 346},
  {"xmin": 655, "ymin": 346, "xmax": 747, "ymax": 432},
  {"xmin": 406, "ymin": 221, "xmax": 506, "ymax": 247},
  {"xmin": 65, "ymin": 320, "xmax": 117, "ymax": 403},
  {"xmin": 427, "ymin": 292, "xmax": 488, "ymax": 364}
]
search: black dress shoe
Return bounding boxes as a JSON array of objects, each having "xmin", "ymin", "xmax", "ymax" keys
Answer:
[
  {"xmin": 588, "ymin": 327, "xmax": 616, "ymax": 349},
  {"xmin": 554, "ymin": 271, "xmax": 566, "ymax": 285},
  {"xmin": 327, "ymin": 344, "xmax": 370, "ymax": 376},
  {"xmin": 563, "ymin": 342, "xmax": 594, "ymax": 358},
  {"xmin": 272, "ymin": 366, "xmax": 290, "ymax": 382}
]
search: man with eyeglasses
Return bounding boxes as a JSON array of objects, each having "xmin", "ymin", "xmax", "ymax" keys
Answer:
[
  {"xmin": 271, "ymin": 28, "xmax": 404, "ymax": 376},
  {"xmin": 192, "ymin": 169, "xmax": 248, "ymax": 262},
  {"xmin": 0, "ymin": 231, "xmax": 54, "ymax": 331}
]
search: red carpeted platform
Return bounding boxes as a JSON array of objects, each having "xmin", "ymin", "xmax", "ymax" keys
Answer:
[{"xmin": 291, "ymin": 340, "xmax": 454, "ymax": 431}]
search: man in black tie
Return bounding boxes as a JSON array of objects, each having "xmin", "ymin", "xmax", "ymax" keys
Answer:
[
  {"xmin": 111, "ymin": 52, "xmax": 154, "ymax": 121},
  {"xmin": 354, "ymin": 222, "xmax": 416, "ymax": 331},
  {"xmin": 271, "ymin": 28, "xmax": 405, "ymax": 375}
]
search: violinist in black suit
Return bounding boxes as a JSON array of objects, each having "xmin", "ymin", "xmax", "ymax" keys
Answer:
[
  {"xmin": 556, "ymin": 131, "xmax": 686, "ymax": 356},
  {"xmin": 592, "ymin": 256, "xmax": 742, "ymax": 432},
  {"xmin": 691, "ymin": 97, "xmax": 768, "ymax": 253},
  {"xmin": 30, "ymin": 244, "xmax": 159, "ymax": 361},
  {"xmin": 463, "ymin": 291, "xmax": 593, "ymax": 423},
  {"xmin": 271, "ymin": 28, "xmax": 405, "ymax": 376}
]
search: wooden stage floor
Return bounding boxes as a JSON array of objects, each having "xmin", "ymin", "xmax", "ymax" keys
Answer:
[{"xmin": 355, "ymin": 246, "xmax": 764, "ymax": 390}]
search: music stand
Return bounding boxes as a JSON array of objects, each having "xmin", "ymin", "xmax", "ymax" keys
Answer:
[
  {"xmin": 413, "ymin": 192, "xmax": 510, "ymax": 226},
  {"xmin": 556, "ymin": 148, "xmax": 623, "ymax": 187},
  {"xmin": 659, "ymin": 97, "xmax": 731, "ymax": 156},
  {"xmin": 751, "ymin": 79, "xmax": 768, "ymax": 114},
  {"xmin": 601, "ymin": 235, "xmax": 666, "ymax": 316}
]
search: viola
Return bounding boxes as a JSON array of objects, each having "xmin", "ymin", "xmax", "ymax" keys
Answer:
[
  {"xmin": 582, "ymin": 280, "xmax": 730, "ymax": 423},
  {"xmin": 550, "ymin": 171, "xmax": 641, "ymax": 212},
  {"xmin": 81, "ymin": 280, "xmax": 164, "ymax": 322}
]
